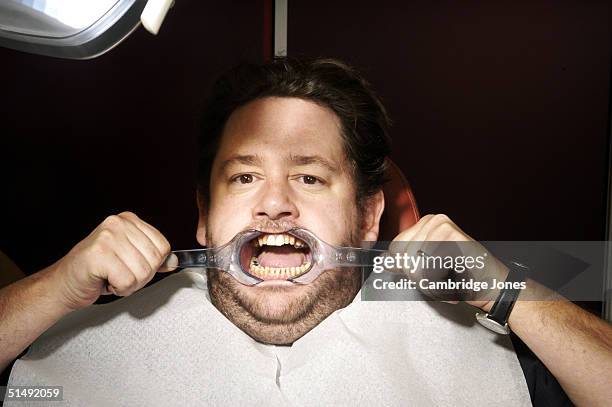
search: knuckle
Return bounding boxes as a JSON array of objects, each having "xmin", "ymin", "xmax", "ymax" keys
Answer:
[
  {"xmin": 136, "ymin": 260, "xmax": 153, "ymax": 278},
  {"xmin": 437, "ymin": 221, "xmax": 455, "ymax": 234},
  {"xmin": 150, "ymin": 250, "xmax": 164, "ymax": 265},
  {"xmin": 97, "ymin": 228, "xmax": 114, "ymax": 241},
  {"xmin": 432, "ymin": 222, "xmax": 457, "ymax": 242},
  {"xmin": 394, "ymin": 230, "xmax": 411, "ymax": 241},
  {"xmin": 118, "ymin": 211, "xmax": 138, "ymax": 220},
  {"xmin": 116, "ymin": 273, "xmax": 137, "ymax": 291},
  {"xmin": 433, "ymin": 213, "xmax": 451, "ymax": 223},
  {"xmin": 159, "ymin": 239, "xmax": 171, "ymax": 255},
  {"xmin": 419, "ymin": 214, "xmax": 434, "ymax": 223},
  {"xmin": 103, "ymin": 214, "xmax": 122, "ymax": 227},
  {"xmin": 86, "ymin": 243, "xmax": 106, "ymax": 259}
]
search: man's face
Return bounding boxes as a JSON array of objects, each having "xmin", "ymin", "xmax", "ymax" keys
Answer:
[{"xmin": 197, "ymin": 96, "xmax": 377, "ymax": 344}]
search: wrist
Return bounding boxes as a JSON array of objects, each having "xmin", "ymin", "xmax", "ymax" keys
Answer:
[
  {"xmin": 474, "ymin": 299, "xmax": 495, "ymax": 313},
  {"xmin": 41, "ymin": 260, "xmax": 94, "ymax": 313},
  {"xmin": 466, "ymin": 258, "xmax": 511, "ymax": 312},
  {"xmin": 36, "ymin": 263, "xmax": 79, "ymax": 315}
]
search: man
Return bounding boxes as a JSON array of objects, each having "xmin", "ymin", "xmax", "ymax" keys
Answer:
[{"xmin": 1, "ymin": 58, "xmax": 610, "ymax": 406}]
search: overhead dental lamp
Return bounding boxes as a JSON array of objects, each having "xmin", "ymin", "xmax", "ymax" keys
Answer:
[{"xmin": 0, "ymin": 0, "xmax": 174, "ymax": 59}]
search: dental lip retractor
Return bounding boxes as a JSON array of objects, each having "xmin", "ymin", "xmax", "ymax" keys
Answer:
[{"xmin": 168, "ymin": 228, "xmax": 385, "ymax": 285}]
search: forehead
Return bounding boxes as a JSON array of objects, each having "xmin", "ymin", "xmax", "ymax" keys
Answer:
[{"xmin": 215, "ymin": 97, "xmax": 347, "ymax": 165}]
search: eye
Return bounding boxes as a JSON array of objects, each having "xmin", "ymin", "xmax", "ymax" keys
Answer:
[
  {"xmin": 299, "ymin": 175, "xmax": 324, "ymax": 185},
  {"xmin": 232, "ymin": 174, "xmax": 254, "ymax": 184}
]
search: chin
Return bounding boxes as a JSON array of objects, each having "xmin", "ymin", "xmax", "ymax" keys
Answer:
[
  {"xmin": 238, "ymin": 282, "xmax": 316, "ymax": 323},
  {"xmin": 207, "ymin": 268, "xmax": 361, "ymax": 344}
]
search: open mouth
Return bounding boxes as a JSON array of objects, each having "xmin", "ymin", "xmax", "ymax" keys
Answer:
[{"xmin": 240, "ymin": 231, "xmax": 312, "ymax": 281}]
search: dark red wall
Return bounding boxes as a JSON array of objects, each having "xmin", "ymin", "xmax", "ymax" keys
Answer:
[{"xmin": 289, "ymin": 0, "xmax": 611, "ymax": 241}]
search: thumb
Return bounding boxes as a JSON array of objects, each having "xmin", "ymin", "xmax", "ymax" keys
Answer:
[{"xmin": 158, "ymin": 253, "xmax": 179, "ymax": 273}]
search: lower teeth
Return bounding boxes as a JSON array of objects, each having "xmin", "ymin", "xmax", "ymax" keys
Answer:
[{"xmin": 249, "ymin": 257, "xmax": 310, "ymax": 277}]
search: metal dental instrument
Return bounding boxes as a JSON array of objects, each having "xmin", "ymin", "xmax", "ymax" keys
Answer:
[
  {"xmin": 169, "ymin": 229, "xmax": 261, "ymax": 285},
  {"xmin": 289, "ymin": 228, "xmax": 385, "ymax": 284},
  {"xmin": 168, "ymin": 228, "xmax": 385, "ymax": 286}
]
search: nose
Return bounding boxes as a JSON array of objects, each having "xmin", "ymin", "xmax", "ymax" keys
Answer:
[{"xmin": 252, "ymin": 178, "xmax": 299, "ymax": 221}]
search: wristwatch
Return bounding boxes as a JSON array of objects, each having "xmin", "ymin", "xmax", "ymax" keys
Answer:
[{"xmin": 475, "ymin": 261, "xmax": 529, "ymax": 334}]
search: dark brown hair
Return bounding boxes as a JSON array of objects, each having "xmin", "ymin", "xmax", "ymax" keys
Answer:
[{"xmin": 198, "ymin": 57, "xmax": 392, "ymax": 210}]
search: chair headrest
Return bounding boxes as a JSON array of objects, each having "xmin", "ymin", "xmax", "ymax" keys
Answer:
[{"xmin": 378, "ymin": 159, "xmax": 420, "ymax": 241}]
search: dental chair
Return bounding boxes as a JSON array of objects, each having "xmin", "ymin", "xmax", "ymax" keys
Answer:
[{"xmin": 379, "ymin": 159, "xmax": 420, "ymax": 241}]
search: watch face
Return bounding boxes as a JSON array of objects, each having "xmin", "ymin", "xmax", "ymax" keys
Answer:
[{"xmin": 475, "ymin": 313, "xmax": 510, "ymax": 335}]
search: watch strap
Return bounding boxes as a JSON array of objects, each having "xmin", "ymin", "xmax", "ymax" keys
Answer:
[
  {"xmin": 476, "ymin": 261, "xmax": 528, "ymax": 334},
  {"xmin": 487, "ymin": 261, "xmax": 528, "ymax": 325}
]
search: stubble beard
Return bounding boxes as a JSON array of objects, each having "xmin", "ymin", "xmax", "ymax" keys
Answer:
[{"xmin": 206, "ymin": 223, "xmax": 362, "ymax": 345}]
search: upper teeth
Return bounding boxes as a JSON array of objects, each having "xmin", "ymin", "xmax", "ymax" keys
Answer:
[{"xmin": 256, "ymin": 233, "xmax": 304, "ymax": 248}]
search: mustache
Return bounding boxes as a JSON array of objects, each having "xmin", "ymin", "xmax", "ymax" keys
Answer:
[{"xmin": 243, "ymin": 220, "xmax": 304, "ymax": 234}]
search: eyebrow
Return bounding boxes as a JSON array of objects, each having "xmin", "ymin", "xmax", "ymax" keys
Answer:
[
  {"xmin": 219, "ymin": 153, "xmax": 340, "ymax": 173},
  {"xmin": 289, "ymin": 154, "xmax": 339, "ymax": 172},
  {"xmin": 219, "ymin": 155, "xmax": 263, "ymax": 173}
]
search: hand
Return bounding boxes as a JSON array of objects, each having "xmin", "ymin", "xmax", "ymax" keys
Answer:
[
  {"xmin": 389, "ymin": 214, "xmax": 508, "ymax": 310},
  {"xmin": 48, "ymin": 212, "xmax": 178, "ymax": 310}
]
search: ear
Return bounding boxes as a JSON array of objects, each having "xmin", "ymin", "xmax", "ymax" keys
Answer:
[
  {"xmin": 196, "ymin": 189, "xmax": 208, "ymax": 246},
  {"xmin": 360, "ymin": 190, "xmax": 385, "ymax": 242}
]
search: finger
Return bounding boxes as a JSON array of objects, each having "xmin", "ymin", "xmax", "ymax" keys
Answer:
[
  {"xmin": 112, "ymin": 232, "xmax": 159, "ymax": 288},
  {"xmin": 391, "ymin": 215, "xmax": 441, "ymax": 268},
  {"xmin": 116, "ymin": 214, "xmax": 167, "ymax": 273},
  {"xmin": 105, "ymin": 253, "xmax": 139, "ymax": 296},
  {"xmin": 116, "ymin": 214, "xmax": 176, "ymax": 274},
  {"xmin": 391, "ymin": 214, "xmax": 434, "ymax": 242},
  {"xmin": 405, "ymin": 214, "xmax": 466, "ymax": 266},
  {"xmin": 118, "ymin": 212, "xmax": 171, "ymax": 260},
  {"xmin": 422, "ymin": 214, "xmax": 470, "ymax": 243},
  {"xmin": 86, "ymin": 243, "xmax": 135, "ymax": 296},
  {"xmin": 388, "ymin": 215, "xmax": 460, "ymax": 276},
  {"xmin": 123, "ymin": 223, "xmax": 176, "ymax": 273},
  {"xmin": 418, "ymin": 217, "xmax": 495, "ymax": 282},
  {"xmin": 132, "ymin": 223, "xmax": 176, "ymax": 273},
  {"xmin": 397, "ymin": 221, "xmax": 432, "ymax": 273}
]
